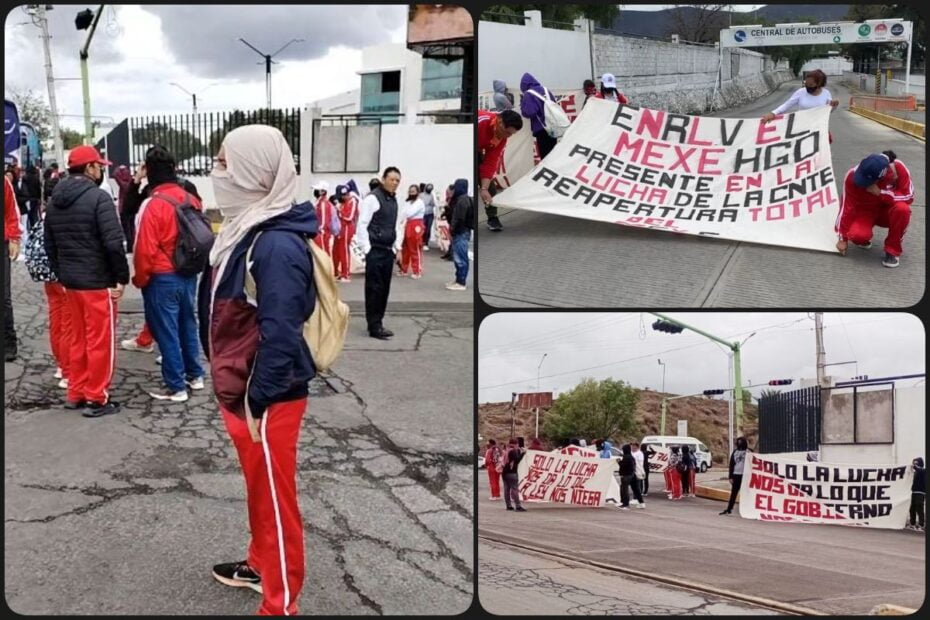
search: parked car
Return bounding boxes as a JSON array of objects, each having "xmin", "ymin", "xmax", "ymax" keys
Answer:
[{"xmin": 640, "ymin": 435, "xmax": 713, "ymax": 473}]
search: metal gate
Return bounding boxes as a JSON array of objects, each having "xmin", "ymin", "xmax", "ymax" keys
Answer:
[{"xmin": 758, "ymin": 386, "xmax": 821, "ymax": 453}]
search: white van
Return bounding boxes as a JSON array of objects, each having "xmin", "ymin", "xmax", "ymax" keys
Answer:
[{"xmin": 641, "ymin": 435, "xmax": 713, "ymax": 472}]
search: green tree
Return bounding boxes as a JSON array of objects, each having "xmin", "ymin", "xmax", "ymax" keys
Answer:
[
  {"xmin": 482, "ymin": 4, "xmax": 619, "ymax": 29},
  {"xmin": 758, "ymin": 388, "xmax": 781, "ymax": 400},
  {"xmin": 206, "ymin": 108, "xmax": 299, "ymax": 162},
  {"xmin": 7, "ymin": 88, "xmax": 52, "ymax": 145},
  {"xmin": 60, "ymin": 128, "xmax": 84, "ymax": 149},
  {"xmin": 543, "ymin": 378, "xmax": 639, "ymax": 444},
  {"xmin": 132, "ymin": 121, "xmax": 205, "ymax": 163}
]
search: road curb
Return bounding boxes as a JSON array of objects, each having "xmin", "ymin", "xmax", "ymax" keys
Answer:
[
  {"xmin": 695, "ymin": 483, "xmax": 732, "ymax": 502},
  {"xmin": 479, "ymin": 531, "xmax": 828, "ymax": 615},
  {"xmin": 870, "ymin": 604, "xmax": 918, "ymax": 615},
  {"xmin": 849, "ymin": 106, "xmax": 925, "ymax": 141}
]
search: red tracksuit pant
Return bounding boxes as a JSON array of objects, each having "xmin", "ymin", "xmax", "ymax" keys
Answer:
[
  {"xmin": 136, "ymin": 322, "xmax": 154, "ymax": 347},
  {"xmin": 845, "ymin": 201, "xmax": 911, "ymax": 257},
  {"xmin": 400, "ymin": 219, "xmax": 424, "ymax": 276},
  {"xmin": 65, "ymin": 289, "xmax": 117, "ymax": 405},
  {"xmin": 664, "ymin": 469, "xmax": 682, "ymax": 499},
  {"xmin": 44, "ymin": 282, "xmax": 71, "ymax": 379},
  {"xmin": 487, "ymin": 467, "xmax": 501, "ymax": 499},
  {"xmin": 223, "ymin": 398, "xmax": 307, "ymax": 616},
  {"xmin": 314, "ymin": 231, "xmax": 333, "ymax": 257},
  {"xmin": 332, "ymin": 224, "xmax": 355, "ymax": 280}
]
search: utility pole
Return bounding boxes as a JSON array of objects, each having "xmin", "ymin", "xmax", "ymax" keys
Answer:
[
  {"xmin": 239, "ymin": 38, "xmax": 304, "ymax": 109},
  {"xmin": 658, "ymin": 358, "xmax": 666, "ymax": 395},
  {"xmin": 814, "ymin": 312, "xmax": 827, "ymax": 387},
  {"xmin": 34, "ymin": 5, "xmax": 65, "ymax": 166},
  {"xmin": 78, "ymin": 5, "xmax": 105, "ymax": 145}
]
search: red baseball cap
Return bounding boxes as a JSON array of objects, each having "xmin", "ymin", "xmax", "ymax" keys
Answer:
[{"xmin": 68, "ymin": 145, "xmax": 112, "ymax": 168}]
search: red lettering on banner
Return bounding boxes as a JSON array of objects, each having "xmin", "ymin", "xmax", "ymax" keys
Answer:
[
  {"xmin": 760, "ymin": 514, "xmax": 795, "ymax": 521},
  {"xmin": 551, "ymin": 488, "xmax": 567, "ymax": 502},
  {"xmin": 796, "ymin": 159, "xmax": 813, "ymax": 177},
  {"xmin": 776, "ymin": 167, "xmax": 789, "ymax": 185},
  {"xmin": 755, "ymin": 493, "xmax": 777, "ymax": 511},
  {"xmin": 727, "ymin": 174, "xmax": 764, "ymax": 192},
  {"xmin": 686, "ymin": 117, "xmax": 713, "ymax": 146},
  {"xmin": 749, "ymin": 473, "xmax": 784, "ymax": 494},
  {"xmin": 642, "ymin": 141, "xmax": 666, "ymax": 169},
  {"xmin": 697, "ymin": 148, "xmax": 724, "ymax": 175},
  {"xmin": 637, "ymin": 109, "xmax": 666, "ymax": 140},
  {"xmin": 767, "ymin": 203, "xmax": 785, "ymax": 221},
  {"xmin": 614, "ymin": 132, "xmax": 645, "ymax": 159},
  {"xmin": 571, "ymin": 489, "xmax": 602, "ymax": 506},
  {"xmin": 669, "ymin": 146, "xmax": 696, "ymax": 172},
  {"xmin": 756, "ymin": 120, "xmax": 780, "ymax": 145},
  {"xmin": 575, "ymin": 165, "xmax": 592, "ymax": 184},
  {"xmin": 784, "ymin": 499, "xmax": 822, "ymax": 518}
]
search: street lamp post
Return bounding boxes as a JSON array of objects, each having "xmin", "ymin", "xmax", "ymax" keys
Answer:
[
  {"xmin": 535, "ymin": 353, "xmax": 547, "ymax": 439},
  {"xmin": 657, "ymin": 358, "xmax": 666, "ymax": 395},
  {"xmin": 238, "ymin": 38, "xmax": 304, "ymax": 109},
  {"xmin": 169, "ymin": 82, "xmax": 221, "ymax": 115},
  {"xmin": 76, "ymin": 5, "xmax": 105, "ymax": 146}
]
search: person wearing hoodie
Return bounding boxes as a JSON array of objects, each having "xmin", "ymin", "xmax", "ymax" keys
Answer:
[
  {"xmin": 666, "ymin": 446, "xmax": 683, "ymax": 500},
  {"xmin": 446, "ymin": 178, "xmax": 473, "ymax": 291},
  {"xmin": 420, "ymin": 183, "xmax": 436, "ymax": 251},
  {"xmin": 198, "ymin": 125, "xmax": 317, "ymax": 615},
  {"xmin": 519, "ymin": 72, "xmax": 558, "ymax": 160},
  {"xmin": 477, "ymin": 109, "xmax": 523, "ymax": 232},
  {"xmin": 617, "ymin": 444, "xmax": 644, "ymax": 510},
  {"xmin": 132, "ymin": 145, "xmax": 206, "ymax": 403},
  {"xmin": 492, "ymin": 79, "xmax": 514, "ymax": 111},
  {"xmin": 332, "ymin": 184, "xmax": 359, "ymax": 283},
  {"xmin": 112, "ymin": 164, "xmax": 135, "ymax": 252},
  {"xmin": 720, "ymin": 437, "xmax": 750, "ymax": 515},
  {"xmin": 908, "ymin": 457, "xmax": 925, "ymax": 531},
  {"xmin": 596, "ymin": 73, "xmax": 629, "ymax": 104},
  {"xmin": 679, "ymin": 445, "xmax": 696, "ymax": 497},
  {"xmin": 312, "ymin": 181, "xmax": 335, "ymax": 256},
  {"xmin": 597, "ymin": 438, "xmax": 614, "ymax": 459},
  {"xmin": 4, "ymin": 173, "xmax": 22, "ymax": 362},
  {"xmin": 44, "ymin": 145, "xmax": 129, "ymax": 417},
  {"xmin": 582, "ymin": 79, "xmax": 598, "ymax": 108}
]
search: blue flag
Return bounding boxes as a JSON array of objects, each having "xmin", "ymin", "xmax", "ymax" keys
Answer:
[{"xmin": 5, "ymin": 99, "xmax": 20, "ymax": 162}]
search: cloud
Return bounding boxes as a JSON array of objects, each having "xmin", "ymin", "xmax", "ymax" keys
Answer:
[{"xmin": 137, "ymin": 4, "xmax": 406, "ymax": 80}]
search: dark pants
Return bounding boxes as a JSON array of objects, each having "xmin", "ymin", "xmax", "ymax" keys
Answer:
[
  {"xmin": 142, "ymin": 273, "xmax": 203, "ymax": 392},
  {"xmin": 620, "ymin": 475, "xmax": 643, "ymax": 507},
  {"xmin": 452, "ymin": 231, "xmax": 470, "ymax": 285},
  {"xmin": 121, "ymin": 212, "xmax": 136, "ymax": 253},
  {"xmin": 4, "ymin": 242, "xmax": 14, "ymax": 351},
  {"xmin": 910, "ymin": 493, "xmax": 925, "ymax": 527},
  {"xmin": 632, "ymin": 476, "xmax": 644, "ymax": 502},
  {"xmin": 364, "ymin": 246, "xmax": 394, "ymax": 334},
  {"xmin": 681, "ymin": 469, "xmax": 691, "ymax": 495},
  {"xmin": 726, "ymin": 475, "xmax": 743, "ymax": 512},
  {"xmin": 423, "ymin": 213, "xmax": 434, "ymax": 247},
  {"xmin": 484, "ymin": 180, "xmax": 500, "ymax": 219},
  {"xmin": 502, "ymin": 472, "xmax": 522, "ymax": 509},
  {"xmin": 533, "ymin": 129, "xmax": 558, "ymax": 160},
  {"xmin": 26, "ymin": 200, "xmax": 40, "ymax": 232}
]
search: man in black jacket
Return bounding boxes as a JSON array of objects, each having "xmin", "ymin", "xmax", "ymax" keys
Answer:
[
  {"xmin": 446, "ymin": 178, "xmax": 472, "ymax": 291},
  {"xmin": 44, "ymin": 145, "xmax": 129, "ymax": 418}
]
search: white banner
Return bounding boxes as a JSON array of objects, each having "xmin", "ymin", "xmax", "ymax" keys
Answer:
[
  {"xmin": 493, "ymin": 98, "xmax": 840, "ymax": 252},
  {"xmin": 518, "ymin": 449, "xmax": 621, "ymax": 507},
  {"xmin": 555, "ymin": 445, "xmax": 600, "ymax": 458},
  {"xmin": 738, "ymin": 454, "xmax": 914, "ymax": 529},
  {"xmin": 647, "ymin": 446, "xmax": 673, "ymax": 473},
  {"xmin": 721, "ymin": 21, "xmax": 911, "ymax": 48}
]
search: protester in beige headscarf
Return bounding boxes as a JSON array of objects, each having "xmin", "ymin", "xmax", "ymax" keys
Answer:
[{"xmin": 199, "ymin": 125, "xmax": 317, "ymax": 616}]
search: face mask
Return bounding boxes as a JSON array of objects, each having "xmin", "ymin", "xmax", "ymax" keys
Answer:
[
  {"xmin": 806, "ymin": 85, "xmax": 818, "ymax": 94},
  {"xmin": 211, "ymin": 171, "xmax": 247, "ymax": 218},
  {"xmin": 93, "ymin": 173, "xmax": 104, "ymax": 186},
  {"xmin": 313, "ymin": 190, "xmax": 322, "ymax": 199}
]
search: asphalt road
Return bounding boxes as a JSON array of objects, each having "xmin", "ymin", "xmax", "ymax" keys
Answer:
[
  {"xmin": 477, "ymin": 474, "xmax": 925, "ymax": 614},
  {"xmin": 4, "ymin": 261, "xmax": 473, "ymax": 615},
  {"xmin": 480, "ymin": 540, "xmax": 779, "ymax": 615},
  {"xmin": 478, "ymin": 81, "xmax": 926, "ymax": 308}
]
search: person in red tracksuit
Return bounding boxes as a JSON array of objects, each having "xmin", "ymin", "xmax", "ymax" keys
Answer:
[
  {"xmin": 200, "ymin": 125, "xmax": 317, "ymax": 615},
  {"xmin": 836, "ymin": 150, "xmax": 913, "ymax": 269},
  {"xmin": 477, "ymin": 109, "xmax": 523, "ymax": 232},
  {"xmin": 665, "ymin": 446, "xmax": 683, "ymax": 500},
  {"xmin": 43, "ymin": 146, "xmax": 129, "ymax": 417},
  {"xmin": 312, "ymin": 180, "xmax": 334, "ymax": 256},
  {"xmin": 4, "ymin": 174, "xmax": 22, "ymax": 361},
  {"xmin": 332, "ymin": 185, "xmax": 358, "ymax": 282},
  {"xmin": 399, "ymin": 184, "xmax": 425, "ymax": 278},
  {"xmin": 484, "ymin": 439, "xmax": 503, "ymax": 500}
]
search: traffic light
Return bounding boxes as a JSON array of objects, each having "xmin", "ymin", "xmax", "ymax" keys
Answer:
[
  {"xmin": 75, "ymin": 8, "xmax": 94, "ymax": 30},
  {"xmin": 703, "ymin": 389, "xmax": 725, "ymax": 395},
  {"xmin": 768, "ymin": 379, "xmax": 793, "ymax": 386},
  {"xmin": 651, "ymin": 319, "xmax": 684, "ymax": 334}
]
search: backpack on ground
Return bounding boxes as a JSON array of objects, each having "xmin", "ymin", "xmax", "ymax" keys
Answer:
[
  {"xmin": 245, "ymin": 231, "xmax": 350, "ymax": 372},
  {"xmin": 528, "ymin": 87, "xmax": 571, "ymax": 139},
  {"xmin": 152, "ymin": 192, "xmax": 215, "ymax": 277},
  {"xmin": 23, "ymin": 218, "xmax": 56, "ymax": 283}
]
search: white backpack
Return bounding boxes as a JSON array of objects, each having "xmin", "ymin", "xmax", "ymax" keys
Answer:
[{"xmin": 528, "ymin": 87, "xmax": 571, "ymax": 139}]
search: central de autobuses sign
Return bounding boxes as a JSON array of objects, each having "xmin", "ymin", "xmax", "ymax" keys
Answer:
[{"xmin": 721, "ymin": 21, "xmax": 912, "ymax": 48}]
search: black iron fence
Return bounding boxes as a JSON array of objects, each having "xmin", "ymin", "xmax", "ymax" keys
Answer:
[
  {"xmin": 127, "ymin": 108, "xmax": 301, "ymax": 176},
  {"xmin": 758, "ymin": 386, "xmax": 821, "ymax": 454}
]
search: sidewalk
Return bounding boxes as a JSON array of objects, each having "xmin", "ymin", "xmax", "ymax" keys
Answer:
[{"xmin": 4, "ymin": 260, "xmax": 473, "ymax": 615}]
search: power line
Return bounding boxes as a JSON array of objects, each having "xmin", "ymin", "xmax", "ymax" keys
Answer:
[{"xmin": 479, "ymin": 314, "xmax": 637, "ymax": 358}]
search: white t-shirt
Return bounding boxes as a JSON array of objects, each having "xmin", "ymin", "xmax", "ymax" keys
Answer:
[
  {"xmin": 404, "ymin": 197, "xmax": 425, "ymax": 220},
  {"xmin": 772, "ymin": 87, "xmax": 833, "ymax": 115}
]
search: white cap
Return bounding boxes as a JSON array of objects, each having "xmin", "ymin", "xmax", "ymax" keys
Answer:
[
  {"xmin": 312, "ymin": 180, "xmax": 329, "ymax": 192},
  {"xmin": 601, "ymin": 73, "xmax": 617, "ymax": 89}
]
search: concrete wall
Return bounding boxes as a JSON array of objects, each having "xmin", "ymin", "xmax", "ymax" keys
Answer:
[
  {"xmin": 841, "ymin": 71, "xmax": 926, "ymax": 101},
  {"xmin": 801, "ymin": 57, "xmax": 853, "ymax": 76}
]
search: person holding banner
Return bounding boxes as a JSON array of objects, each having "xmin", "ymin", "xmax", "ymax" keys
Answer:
[
  {"xmin": 501, "ymin": 438, "xmax": 526, "ymax": 512},
  {"xmin": 477, "ymin": 109, "xmax": 523, "ymax": 232},
  {"xmin": 519, "ymin": 72, "xmax": 559, "ymax": 160},
  {"xmin": 720, "ymin": 437, "xmax": 750, "ymax": 516},
  {"xmin": 618, "ymin": 444, "xmax": 645, "ymax": 510},
  {"xmin": 908, "ymin": 457, "xmax": 925, "ymax": 531},
  {"xmin": 761, "ymin": 69, "xmax": 839, "ymax": 134},
  {"xmin": 595, "ymin": 73, "xmax": 629, "ymax": 105},
  {"xmin": 666, "ymin": 446, "xmax": 683, "ymax": 500},
  {"xmin": 836, "ymin": 151, "xmax": 914, "ymax": 268}
]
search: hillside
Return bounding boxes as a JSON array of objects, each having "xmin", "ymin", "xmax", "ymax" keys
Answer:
[{"xmin": 478, "ymin": 389, "xmax": 758, "ymax": 466}]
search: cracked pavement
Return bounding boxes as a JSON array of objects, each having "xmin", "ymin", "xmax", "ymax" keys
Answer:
[
  {"xmin": 480, "ymin": 541, "xmax": 778, "ymax": 615},
  {"xmin": 3, "ymin": 261, "xmax": 473, "ymax": 615}
]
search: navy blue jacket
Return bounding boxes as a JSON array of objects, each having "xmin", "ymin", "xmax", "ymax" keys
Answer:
[{"xmin": 198, "ymin": 201, "xmax": 318, "ymax": 418}]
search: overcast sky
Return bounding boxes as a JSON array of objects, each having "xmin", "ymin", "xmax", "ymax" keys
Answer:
[
  {"xmin": 479, "ymin": 313, "xmax": 924, "ymax": 403},
  {"xmin": 4, "ymin": 5, "xmax": 406, "ymax": 130}
]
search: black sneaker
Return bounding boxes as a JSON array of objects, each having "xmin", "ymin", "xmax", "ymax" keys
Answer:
[
  {"xmin": 487, "ymin": 216, "xmax": 503, "ymax": 232},
  {"xmin": 212, "ymin": 561, "xmax": 262, "ymax": 594},
  {"xmin": 515, "ymin": 506, "xmax": 527, "ymax": 512},
  {"xmin": 882, "ymin": 253, "xmax": 900, "ymax": 268},
  {"xmin": 64, "ymin": 399, "xmax": 87, "ymax": 410},
  {"xmin": 505, "ymin": 506, "xmax": 514, "ymax": 511},
  {"xmin": 4, "ymin": 348, "xmax": 16, "ymax": 362},
  {"xmin": 82, "ymin": 400, "xmax": 120, "ymax": 418},
  {"xmin": 719, "ymin": 510, "xmax": 731, "ymax": 516}
]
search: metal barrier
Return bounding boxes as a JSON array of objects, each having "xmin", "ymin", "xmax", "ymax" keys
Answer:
[{"xmin": 849, "ymin": 95, "xmax": 917, "ymax": 112}]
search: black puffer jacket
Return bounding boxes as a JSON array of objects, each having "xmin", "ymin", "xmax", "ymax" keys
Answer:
[{"xmin": 44, "ymin": 175, "xmax": 129, "ymax": 289}]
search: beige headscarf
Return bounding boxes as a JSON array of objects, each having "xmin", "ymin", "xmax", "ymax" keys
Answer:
[{"xmin": 209, "ymin": 124, "xmax": 298, "ymax": 266}]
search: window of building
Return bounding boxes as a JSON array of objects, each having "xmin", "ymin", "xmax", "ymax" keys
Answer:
[
  {"xmin": 421, "ymin": 57, "xmax": 463, "ymax": 101},
  {"xmin": 360, "ymin": 71, "xmax": 401, "ymax": 123}
]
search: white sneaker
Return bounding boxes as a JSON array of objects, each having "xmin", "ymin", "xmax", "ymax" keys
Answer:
[
  {"xmin": 156, "ymin": 355, "xmax": 162, "ymax": 365},
  {"xmin": 445, "ymin": 282, "xmax": 466, "ymax": 291},
  {"xmin": 637, "ymin": 503, "xmax": 646, "ymax": 509},
  {"xmin": 186, "ymin": 376, "xmax": 205, "ymax": 390},
  {"xmin": 121, "ymin": 338, "xmax": 155, "ymax": 353},
  {"xmin": 411, "ymin": 274, "xmax": 422, "ymax": 280},
  {"xmin": 57, "ymin": 378, "xmax": 69, "ymax": 389},
  {"xmin": 149, "ymin": 388, "xmax": 189, "ymax": 402},
  {"xmin": 423, "ymin": 246, "xmax": 430, "ymax": 251},
  {"xmin": 54, "ymin": 367, "xmax": 63, "ymax": 379}
]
